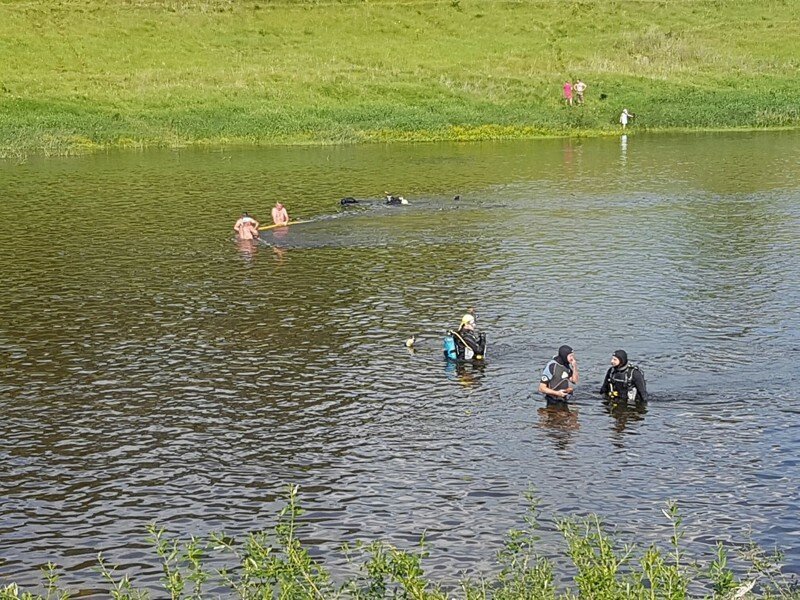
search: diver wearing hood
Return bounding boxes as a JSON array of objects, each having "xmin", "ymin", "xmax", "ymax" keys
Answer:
[
  {"xmin": 539, "ymin": 345, "xmax": 579, "ymax": 403},
  {"xmin": 443, "ymin": 314, "xmax": 486, "ymax": 361},
  {"xmin": 600, "ymin": 350, "xmax": 647, "ymax": 404},
  {"xmin": 385, "ymin": 192, "xmax": 409, "ymax": 205}
]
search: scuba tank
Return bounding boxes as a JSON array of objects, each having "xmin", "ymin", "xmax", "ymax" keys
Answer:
[{"xmin": 443, "ymin": 332, "xmax": 457, "ymax": 360}]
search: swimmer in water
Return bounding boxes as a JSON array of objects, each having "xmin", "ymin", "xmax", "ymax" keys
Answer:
[
  {"xmin": 233, "ymin": 212, "xmax": 259, "ymax": 240},
  {"xmin": 385, "ymin": 192, "xmax": 409, "ymax": 205},
  {"xmin": 271, "ymin": 202, "xmax": 289, "ymax": 226}
]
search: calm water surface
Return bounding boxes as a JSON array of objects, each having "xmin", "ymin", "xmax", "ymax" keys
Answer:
[{"xmin": 1, "ymin": 132, "xmax": 799, "ymax": 594}]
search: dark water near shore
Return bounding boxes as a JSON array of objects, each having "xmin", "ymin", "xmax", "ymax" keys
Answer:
[{"xmin": 2, "ymin": 132, "xmax": 799, "ymax": 594}]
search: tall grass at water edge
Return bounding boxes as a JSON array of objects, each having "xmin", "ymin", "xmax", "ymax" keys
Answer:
[
  {"xmin": 1, "ymin": 0, "xmax": 799, "ymax": 157},
  {"xmin": 2, "ymin": 486, "xmax": 798, "ymax": 600}
]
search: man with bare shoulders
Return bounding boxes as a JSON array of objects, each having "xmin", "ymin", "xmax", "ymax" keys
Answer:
[
  {"xmin": 271, "ymin": 202, "xmax": 289, "ymax": 226},
  {"xmin": 234, "ymin": 212, "xmax": 259, "ymax": 240}
]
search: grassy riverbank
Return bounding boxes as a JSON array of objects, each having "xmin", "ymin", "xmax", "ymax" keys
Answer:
[
  {"xmin": 1, "ymin": 0, "xmax": 799, "ymax": 157},
  {"xmin": 2, "ymin": 487, "xmax": 798, "ymax": 599}
]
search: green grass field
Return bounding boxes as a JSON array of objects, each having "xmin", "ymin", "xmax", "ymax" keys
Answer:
[{"xmin": 1, "ymin": 0, "xmax": 798, "ymax": 156}]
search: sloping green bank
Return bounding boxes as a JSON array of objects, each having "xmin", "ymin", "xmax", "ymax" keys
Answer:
[{"xmin": 1, "ymin": 0, "xmax": 798, "ymax": 157}]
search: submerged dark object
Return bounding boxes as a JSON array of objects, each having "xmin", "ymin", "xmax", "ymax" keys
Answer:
[{"xmin": 340, "ymin": 197, "xmax": 359, "ymax": 205}]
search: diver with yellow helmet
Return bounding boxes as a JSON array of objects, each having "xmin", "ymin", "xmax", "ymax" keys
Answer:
[{"xmin": 443, "ymin": 312, "xmax": 487, "ymax": 361}]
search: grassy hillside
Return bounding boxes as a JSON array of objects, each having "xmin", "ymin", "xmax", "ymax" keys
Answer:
[{"xmin": 1, "ymin": 0, "xmax": 798, "ymax": 156}]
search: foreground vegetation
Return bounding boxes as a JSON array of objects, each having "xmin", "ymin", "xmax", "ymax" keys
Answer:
[
  {"xmin": 2, "ymin": 486, "xmax": 798, "ymax": 600},
  {"xmin": 1, "ymin": 0, "xmax": 799, "ymax": 156}
]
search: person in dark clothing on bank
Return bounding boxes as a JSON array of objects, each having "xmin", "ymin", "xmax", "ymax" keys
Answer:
[{"xmin": 600, "ymin": 349, "xmax": 647, "ymax": 404}]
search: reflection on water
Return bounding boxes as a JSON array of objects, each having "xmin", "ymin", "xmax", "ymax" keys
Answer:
[
  {"xmin": 620, "ymin": 134, "xmax": 628, "ymax": 165},
  {"xmin": 444, "ymin": 361, "xmax": 487, "ymax": 389},
  {"xmin": 235, "ymin": 238, "xmax": 259, "ymax": 263},
  {"xmin": 605, "ymin": 402, "xmax": 648, "ymax": 445},
  {"xmin": 537, "ymin": 403, "xmax": 581, "ymax": 452},
  {"xmin": 1, "ymin": 132, "xmax": 800, "ymax": 593}
]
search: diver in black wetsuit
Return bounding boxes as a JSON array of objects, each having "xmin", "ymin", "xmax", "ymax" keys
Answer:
[
  {"xmin": 600, "ymin": 349, "xmax": 647, "ymax": 404},
  {"xmin": 338, "ymin": 194, "xmax": 408, "ymax": 206},
  {"xmin": 385, "ymin": 191, "xmax": 409, "ymax": 205},
  {"xmin": 446, "ymin": 314, "xmax": 486, "ymax": 361},
  {"xmin": 538, "ymin": 345, "xmax": 579, "ymax": 403}
]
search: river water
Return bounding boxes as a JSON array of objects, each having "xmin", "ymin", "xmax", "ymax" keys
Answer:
[{"xmin": 1, "ymin": 132, "xmax": 799, "ymax": 595}]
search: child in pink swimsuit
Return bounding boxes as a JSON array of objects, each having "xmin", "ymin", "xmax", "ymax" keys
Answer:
[{"xmin": 563, "ymin": 81, "xmax": 573, "ymax": 106}]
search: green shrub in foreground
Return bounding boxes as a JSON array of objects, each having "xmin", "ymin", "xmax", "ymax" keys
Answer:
[{"xmin": 1, "ymin": 486, "xmax": 797, "ymax": 600}]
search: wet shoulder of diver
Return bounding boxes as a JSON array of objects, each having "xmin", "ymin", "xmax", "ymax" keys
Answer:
[
  {"xmin": 599, "ymin": 349, "xmax": 647, "ymax": 405},
  {"xmin": 443, "ymin": 313, "xmax": 487, "ymax": 362}
]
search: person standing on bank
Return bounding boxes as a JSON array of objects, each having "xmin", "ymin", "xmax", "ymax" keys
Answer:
[
  {"xmin": 539, "ymin": 345, "xmax": 579, "ymax": 403},
  {"xmin": 574, "ymin": 79, "xmax": 587, "ymax": 104},
  {"xmin": 600, "ymin": 349, "xmax": 647, "ymax": 404},
  {"xmin": 563, "ymin": 81, "xmax": 573, "ymax": 106},
  {"xmin": 620, "ymin": 108, "xmax": 633, "ymax": 130}
]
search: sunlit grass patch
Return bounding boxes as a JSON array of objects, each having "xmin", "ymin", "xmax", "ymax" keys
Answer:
[{"xmin": 1, "ymin": 0, "xmax": 799, "ymax": 156}]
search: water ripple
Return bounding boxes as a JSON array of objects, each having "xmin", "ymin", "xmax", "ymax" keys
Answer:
[{"xmin": 2, "ymin": 134, "xmax": 800, "ymax": 592}]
